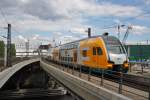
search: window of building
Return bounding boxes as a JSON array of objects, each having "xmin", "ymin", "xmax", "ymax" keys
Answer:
[
  {"xmin": 97, "ymin": 47, "xmax": 102, "ymax": 55},
  {"xmin": 93, "ymin": 47, "xmax": 96, "ymax": 55}
]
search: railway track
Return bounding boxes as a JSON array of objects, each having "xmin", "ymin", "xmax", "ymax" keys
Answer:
[
  {"xmin": 123, "ymin": 74, "xmax": 150, "ymax": 92},
  {"xmin": 91, "ymin": 70, "xmax": 150, "ymax": 92}
]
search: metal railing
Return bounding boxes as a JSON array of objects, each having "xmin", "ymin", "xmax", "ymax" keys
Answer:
[{"xmin": 43, "ymin": 58, "xmax": 150, "ymax": 100}]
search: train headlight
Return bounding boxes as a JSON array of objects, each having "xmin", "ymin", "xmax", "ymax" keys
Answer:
[{"xmin": 123, "ymin": 61, "xmax": 129, "ymax": 67}]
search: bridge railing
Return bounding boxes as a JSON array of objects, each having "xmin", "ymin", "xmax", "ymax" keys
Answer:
[{"xmin": 43, "ymin": 58, "xmax": 150, "ymax": 100}]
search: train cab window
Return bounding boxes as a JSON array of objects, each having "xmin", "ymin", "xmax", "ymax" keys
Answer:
[
  {"xmin": 93, "ymin": 47, "xmax": 96, "ymax": 55},
  {"xmin": 82, "ymin": 50, "xmax": 87, "ymax": 57},
  {"xmin": 97, "ymin": 47, "xmax": 102, "ymax": 55}
]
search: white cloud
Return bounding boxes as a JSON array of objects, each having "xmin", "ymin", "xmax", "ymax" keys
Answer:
[
  {"xmin": 1, "ymin": 0, "xmax": 143, "ymax": 21},
  {"xmin": 0, "ymin": 0, "xmax": 148, "ymax": 44},
  {"xmin": 32, "ymin": 34, "xmax": 40, "ymax": 40},
  {"xmin": 20, "ymin": 0, "xmax": 29, "ymax": 3},
  {"xmin": 70, "ymin": 27, "xmax": 87, "ymax": 34},
  {"xmin": 143, "ymin": 0, "xmax": 150, "ymax": 5},
  {"xmin": 132, "ymin": 25, "xmax": 150, "ymax": 35},
  {"xmin": 54, "ymin": 32, "xmax": 62, "ymax": 36},
  {"xmin": 18, "ymin": 35, "xmax": 28, "ymax": 42},
  {"xmin": 42, "ymin": 0, "xmax": 142, "ymax": 18}
]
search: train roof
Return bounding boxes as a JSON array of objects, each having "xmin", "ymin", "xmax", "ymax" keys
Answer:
[{"xmin": 60, "ymin": 35, "xmax": 118, "ymax": 46}]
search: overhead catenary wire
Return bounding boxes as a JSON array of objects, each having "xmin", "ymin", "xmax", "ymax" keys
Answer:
[
  {"xmin": 0, "ymin": 6, "xmax": 25, "ymax": 36},
  {"xmin": 121, "ymin": 11, "xmax": 150, "ymax": 22},
  {"xmin": 0, "ymin": 7, "xmax": 9, "ymax": 24},
  {"xmin": 98, "ymin": 11, "xmax": 150, "ymax": 30},
  {"xmin": 0, "ymin": 2, "xmax": 150, "ymax": 39}
]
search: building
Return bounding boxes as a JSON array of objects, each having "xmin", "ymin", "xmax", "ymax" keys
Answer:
[
  {"xmin": 38, "ymin": 44, "xmax": 52, "ymax": 56},
  {"xmin": 125, "ymin": 44, "xmax": 150, "ymax": 61}
]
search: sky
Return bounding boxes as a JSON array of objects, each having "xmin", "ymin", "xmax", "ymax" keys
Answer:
[{"xmin": 0, "ymin": 0, "xmax": 150, "ymax": 45}]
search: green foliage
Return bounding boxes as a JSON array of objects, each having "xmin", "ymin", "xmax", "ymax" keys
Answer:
[
  {"xmin": 0, "ymin": 41, "xmax": 16, "ymax": 57},
  {"xmin": 0, "ymin": 41, "xmax": 5, "ymax": 57},
  {"xmin": 11, "ymin": 44, "xmax": 16, "ymax": 57}
]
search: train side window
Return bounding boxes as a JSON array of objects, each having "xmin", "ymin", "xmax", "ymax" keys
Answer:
[
  {"xmin": 82, "ymin": 50, "xmax": 87, "ymax": 57},
  {"xmin": 97, "ymin": 47, "xmax": 103, "ymax": 55},
  {"xmin": 93, "ymin": 47, "xmax": 96, "ymax": 55},
  {"xmin": 65, "ymin": 57, "xmax": 66, "ymax": 61}
]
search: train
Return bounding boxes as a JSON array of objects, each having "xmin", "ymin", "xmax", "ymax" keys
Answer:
[{"xmin": 47, "ymin": 33, "xmax": 129, "ymax": 73}]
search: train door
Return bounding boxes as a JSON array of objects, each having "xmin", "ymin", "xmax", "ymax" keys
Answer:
[
  {"xmin": 92, "ymin": 47, "xmax": 98, "ymax": 67},
  {"xmin": 92, "ymin": 47, "xmax": 103, "ymax": 68},
  {"xmin": 96, "ymin": 47, "xmax": 103, "ymax": 67}
]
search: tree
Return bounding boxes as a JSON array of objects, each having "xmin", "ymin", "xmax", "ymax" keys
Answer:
[
  {"xmin": 11, "ymin": 44, "xmax": 16, "ymax": 57},
  {"xmin": 0, "ymin": 41, "xmax": 5, "ymax": 57},
  {"xmin": 0, "ymin": 41, "xmax": 16, "ymax": 58}
]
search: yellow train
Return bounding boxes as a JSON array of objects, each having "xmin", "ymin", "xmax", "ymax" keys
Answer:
[{"xmin": 48, "ymin": 34, "xmax": 129, "ymax": 73}]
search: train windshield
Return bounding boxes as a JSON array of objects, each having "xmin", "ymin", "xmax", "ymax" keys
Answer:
[
  {"xmin": 103, "ymin": 36, "xmax": 125, "ymax": 54},
  {"xmin": 106, "ymin": 45, "xmax": 124, "ymax": 54}
]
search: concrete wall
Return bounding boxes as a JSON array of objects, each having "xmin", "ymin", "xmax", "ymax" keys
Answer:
[{"xmin": 0, "ymin": 58, "xmax": 40, "ymax": 89}]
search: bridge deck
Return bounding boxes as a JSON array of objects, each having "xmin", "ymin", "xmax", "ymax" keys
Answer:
[
  {"xmin": 0, "ymin": 58, "xmax": 40, "ymax": 89},
  {"xmin": 40, "ymin": 60, "xmax": 131, "ymax": 100}
]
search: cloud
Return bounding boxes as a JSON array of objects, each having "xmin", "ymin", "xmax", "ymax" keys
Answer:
[
  {"xmin": 143, "ymin": 0, "xmax": 150, "ymax": 5},
  {"xmin": 17, "ymin": 35, "xmax": 28, "ymax": 42},
  {"xmin": 0, "ymin": 0, "xmax": 143, "ymax": 30},
  {"xmin": 132, "ymin": 25, "xmax": 150, "ymax": 35},
  {"xmin": 32, "ymin": 34, "xmax": 40, "ymax": 40},
  {"xmin": 0, "ymin": 0, "xmax": 142, "ymax": 20},
  {"xmin": 25, "ymin": 0, "xmax": 142, "ymax": 19},
  {"xmin": 53, "ymin": 32, "xmax": 62, "ymax": 36},
  {"xmin": 70, "ymin": 27, "xmax": 87, "ymax": 34},
  {"xmin": 10, "ymin": 16, "xmax": 87, "ymax": 34},
  {"xmin": 0, "ymin": 0, "xmax": 149, "ymax": 43}
]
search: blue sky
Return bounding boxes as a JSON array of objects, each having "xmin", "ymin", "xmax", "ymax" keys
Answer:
[{"xmin": 0, "ymin": 0, "xmax": 150, "ymax": 44}]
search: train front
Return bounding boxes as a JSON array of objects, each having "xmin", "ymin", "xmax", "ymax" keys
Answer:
[{"xmin": 103, "ymin": 35, "xmax": 129, "ymax": 73}]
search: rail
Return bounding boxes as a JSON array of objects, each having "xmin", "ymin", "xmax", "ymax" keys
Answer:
[{"xmin": 43, "ymin": 58, "xmax": 150, "ymax": 100}]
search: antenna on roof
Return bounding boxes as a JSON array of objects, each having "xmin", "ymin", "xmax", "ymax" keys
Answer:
[
  {"xmin": 88, "ymin": 28, "xmax": 91, "ymax": 38},
  {"xmin": 85, "ymin": 27, "xmax": 91, "ymax": 38},
  {"xmin": 103, "ymin": 32, "xmax": 109, "ymax": 36}
]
